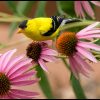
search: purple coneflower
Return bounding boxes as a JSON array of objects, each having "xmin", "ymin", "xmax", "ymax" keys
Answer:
[
  {"xmin": 74, "ymin": 1, "xmax": 100, "ymax": 19},
  {"xmin": 56, "ymin": 22, "xmax": 100, "ymax": 78},
  {"xmin": 0, "ymin": 49, "xmax": 39, "ymax": 99},
  {"xmin": 26, "ymin": 40, "xmax": 58, "ymax": 72}
]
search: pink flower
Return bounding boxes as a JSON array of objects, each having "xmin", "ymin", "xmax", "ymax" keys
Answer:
[
  {"xmin": 26, "ymin": 40, "xmax": 58, "ymax": 72},
  {"xmin": 74, "ymin": 1, "xmax": 100, "ymax": 19},
  {"xmin": 0, "ymin": 49, "xmax": 39, "ymax": 99},
  {"xmin": 56, "ymin": 22, "xmax": 100, "ymax": 78}
]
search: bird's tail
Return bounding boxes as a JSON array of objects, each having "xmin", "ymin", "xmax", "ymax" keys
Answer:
[{"xmin": 60, "ymin": 18, "xmax": 81, "ymax": 27}]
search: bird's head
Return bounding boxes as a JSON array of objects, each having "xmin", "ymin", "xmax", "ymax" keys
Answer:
[{"xmin": 17, "ymin": 20, "xmax": 28, "ymax": 34}]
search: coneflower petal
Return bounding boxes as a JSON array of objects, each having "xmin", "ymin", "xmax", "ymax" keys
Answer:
[
  {"xmin": 77, "ymin": 22, "xmax": 100, "ymax": 35},
  {"xmin": 8, "ymin": 63, "xmax": 32, "ymax": 79},
  {"xmin": 42, "ymin": 40, "xmax": 52, "ymax": 46},
  {"xmin": 69, "ymin": 56, "xmax": 79, "ymax": 79},
  {"xmin": 0, "ymin": 95, "xmax": 10, "ymax": 99},
  {"xmin": 1, "ymin": 49, "xmax": 17, "ymax": 72},
  {"xmin": 38, "ymin": 59, "xmax": 48, "ymax": 72},
  {"xmin": 0, "ymin": 49, "xmax": 16, "ymax": 71},
  {"xmin": 5, "ymin": 55, "xmax": 24, "ymax": 75},
  {"xmin": 10, "ymin": 71, "xmax": 36, "ymax": 81},
  {"xmin": 73, "ymin": 54, "xmax": 89, "ymax": 77},
  {"xmin": 76, "ymin": 46, "xmax": 97, "ymax": 63},
  {"xmin": 77, "ymin": 41, "xmax": 100, "ymax": 51},
  {"xmin": 91, "ymin": 1, "xmax": 100, "ymax": 6},
  {"xmin": 42, "ymin": 49, "xmax": 58, "ymax": 56},
  {"xmin": 74, "ymin": 1, "xmax": 85, "ymax": 18},
  {"xmin": 77, "ymin": 33, "xmax": 100, "ymax": 39},
  {"xmin": 11, "ymin": 79, "xmax": 39, "ymax": 86},
  {"xmin": 7, "ymin": 93, "xmax": 15, "ymax": 99},
  {"xmin": 81, "ymin": 1, "xmax": 95, "ymax": 19},
  {"xmin": 74, "ymin": 53, "xmax": 92, "ymax": 73},
  {"xmin": 76, "ymin": 52, "xmax": 94, "ymax": 71},
  {"xmin": 7, "ymin": 59, "xmax": 32, "ymax": 77},
  {"xmin": 40, "ymin": 55, "xmax": 56, "ymax": 62},
  {"xmin": 11, "ymin": 89, "xmax": 39, "ymax": 96},
  {"xmin": 8, "ymin": 92, "xmax": 32, "ymax": 99}
]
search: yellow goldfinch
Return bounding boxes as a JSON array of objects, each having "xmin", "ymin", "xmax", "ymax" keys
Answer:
[{"xmin": 17, "ymin": 16, "xmax": 80, "ymax": 41}]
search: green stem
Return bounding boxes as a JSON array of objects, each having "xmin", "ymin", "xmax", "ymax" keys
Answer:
[
  {"xmin": 0, "ymin": 17, "xmax": 28, "ymax": 22},
  {"xmin": 56, "ymin": 1, "xmax": 70, "ymax": 17},
  {"xmin": 61, "ymin": 58, "xmax": 70, "ymax": 70},
  {"xmin": 60, "ymin": 20, "xmax": 95, "ymax": 31},
  {"xmin": 36, "ymin": 65, "xmax": 54, "ymax": 99},
  {"xmin": 70, "ymin": 74, "xmax": 86, "ymax": 99},
  {"xmin": 62, "ymin": 59, "xmax": 86, "ymax": 99}
]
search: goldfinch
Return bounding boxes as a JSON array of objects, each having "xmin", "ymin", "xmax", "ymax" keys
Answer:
[{"xmin": 17, "ymin": 16, "xmax": 80, "ymax": 41}]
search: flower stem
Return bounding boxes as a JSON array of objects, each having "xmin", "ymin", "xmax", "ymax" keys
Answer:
[
  {"xmin": 61, "ymin": 59, "xmax": 87, "ymax": 99},
  {"xmin": 70, "ymin": 74, "xmax": 86, "ymax": 99},
  {"xmin": 36, "ymin": 65, "xmax": 54, "ymax": 99}
]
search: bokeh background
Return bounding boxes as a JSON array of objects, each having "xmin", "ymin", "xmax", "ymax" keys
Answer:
[{"xmin": 0, "ymin": 1, "xmax": 100, "ymax": 99}]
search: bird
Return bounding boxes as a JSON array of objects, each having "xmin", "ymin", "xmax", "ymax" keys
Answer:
[{"xmin": 17, "ymin": 16, "xmax": 81, "ymax": 41}]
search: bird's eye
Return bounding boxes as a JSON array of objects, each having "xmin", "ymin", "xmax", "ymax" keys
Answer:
[{"xmin": 18, "ymin": 20, "xmax": 28, "ymax": 29}]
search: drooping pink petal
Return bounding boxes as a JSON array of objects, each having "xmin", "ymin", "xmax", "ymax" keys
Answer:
[
  {"xmin": 42, "ymin": 49, "xmax": 58, "ymax": 56},
  {"xmin": 81, "ymin": 1, "xmax": 95, "ymax": 19},
  {"xmin": 77, "ymin": 41, "xmax": 100, "ymax": 51},
  {"xmin": 10, "ymin": 71, "xmax": 36, "ymax": 81},
  {"xmin": 11, "ymin": 79, "xmax": 39, "ymax": 86},
  {"xmin": 76, "ymin": 46, "xmax": 97, "ymax": 63},
  {"xmin": 7, "ymin": 58, "xmax": 32, "ymax": 77},
  {"xmin": 8, "ymin": 91, "xmax": 33, "ymax": 99},
  {"xmin": 77, "ymin": 29, "xmax": 100, "ymax": 38},
  {"xmin": 8, "ymin": 92, "xmax": 32, "ymax": 99},
  {"xmin": 1, "ymin": 49, "xmax": 17, "ymax": 72},
  {"xmin": 5, "ymin": 55, "xmax": 24, "ymax": 75},
  {"xmin": 40, "ymin": 55, "xmax": 57, "ymax": 62},
  {"xmin": 8, "ymin": 63, "xmax": 32, "ymax": 79},
  {"xmin": 77, "ymin": 22, "xmax": 100, "ymax": 36},
  {"xmin": 69, "ymin": 56, "xmax": 79, "ymax": 79},
  {"xmin": 0, "ymin": 94, "xmax": 10, "ymax": 99},
  {"xmin": 74, "ymin": 53, "xmax": 92, "ymax": 72},
  {"xmin": 42, "ymin": 40, "xmax": 52, "ymax": 46},
  {"xmin": 72, "ymin": 54, "xmax": 90, "ymax": 77},
  {"xmin": 76, "ymin": 52, "xmax": 94, "ymax": 71},
  {"xmin": 38, "ymin": 59, "xmax": 48, "ymax": 72},
  {"xmin": 91, "ymin": 1, "xmax": 100, "ymax": 6},
  {"xmin": 11, "ymin": 89, "xmax": 39, "ymax": 96},
  {"xmin": 77, "ymin": 33, "xmax": 100, "ymax": 39},
  {"xmin": 7, "ymin": 93, "xmax": 15, "ymax": 99},
  {"xmin": 0, "ymin": 49, "xmax": 16, "ymax": 71},
  {"xmin": 84, "ymin": 30, "xmax": 100, "ymax": 35},
  {"xmin": 74, "ymin": 1, "xmax": 85, "ymax": 18}
]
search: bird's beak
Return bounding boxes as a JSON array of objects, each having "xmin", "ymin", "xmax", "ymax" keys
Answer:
[{"xmin": 17, "ymin": 28, "xmax": 24, "ymax": 34}]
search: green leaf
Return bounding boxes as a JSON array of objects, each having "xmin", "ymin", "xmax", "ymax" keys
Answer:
[
  {"xmin": 16, "ymin": 1, "xmax": 35, "ymax": 16},
  {"xmin": 35, "ymin": 1, "xmax": 47, "ymax": 17},
  {"xmin": 93, "ymin": 39, "xmax": 100, "ymax": 45},
  {"xmin": 56, "ymin": 1, "xmax": 71, "ymax": 18},
  {"xmin": 36, "ymin": 65, "xmax": 54, "ymax": 99},
  {"xmin": 70, "ymin": 74, "xmax": 87, "ymax": 99},
  {"xmin": 8, "ymin": 23, "xmax": 18, "ymax": 38},
  {"xmin": 6, "ymin": 1, "xmax": 18, "ymax": 14},
  {"xmin": 59, "ymin": 1, "xmax": 76, "ymax": 18},
  {"xmin": 0, "ymin": 43, "xmax": 6, "ymax": 49}
]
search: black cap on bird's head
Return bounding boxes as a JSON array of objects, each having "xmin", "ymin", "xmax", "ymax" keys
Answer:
[
  {"xmin": 18, "ymin": 20, "xmax": 28, "ymax": 29},
  {"xmin": 18, "ymin": 20, "xmax": 28, "ymax": 34}
]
